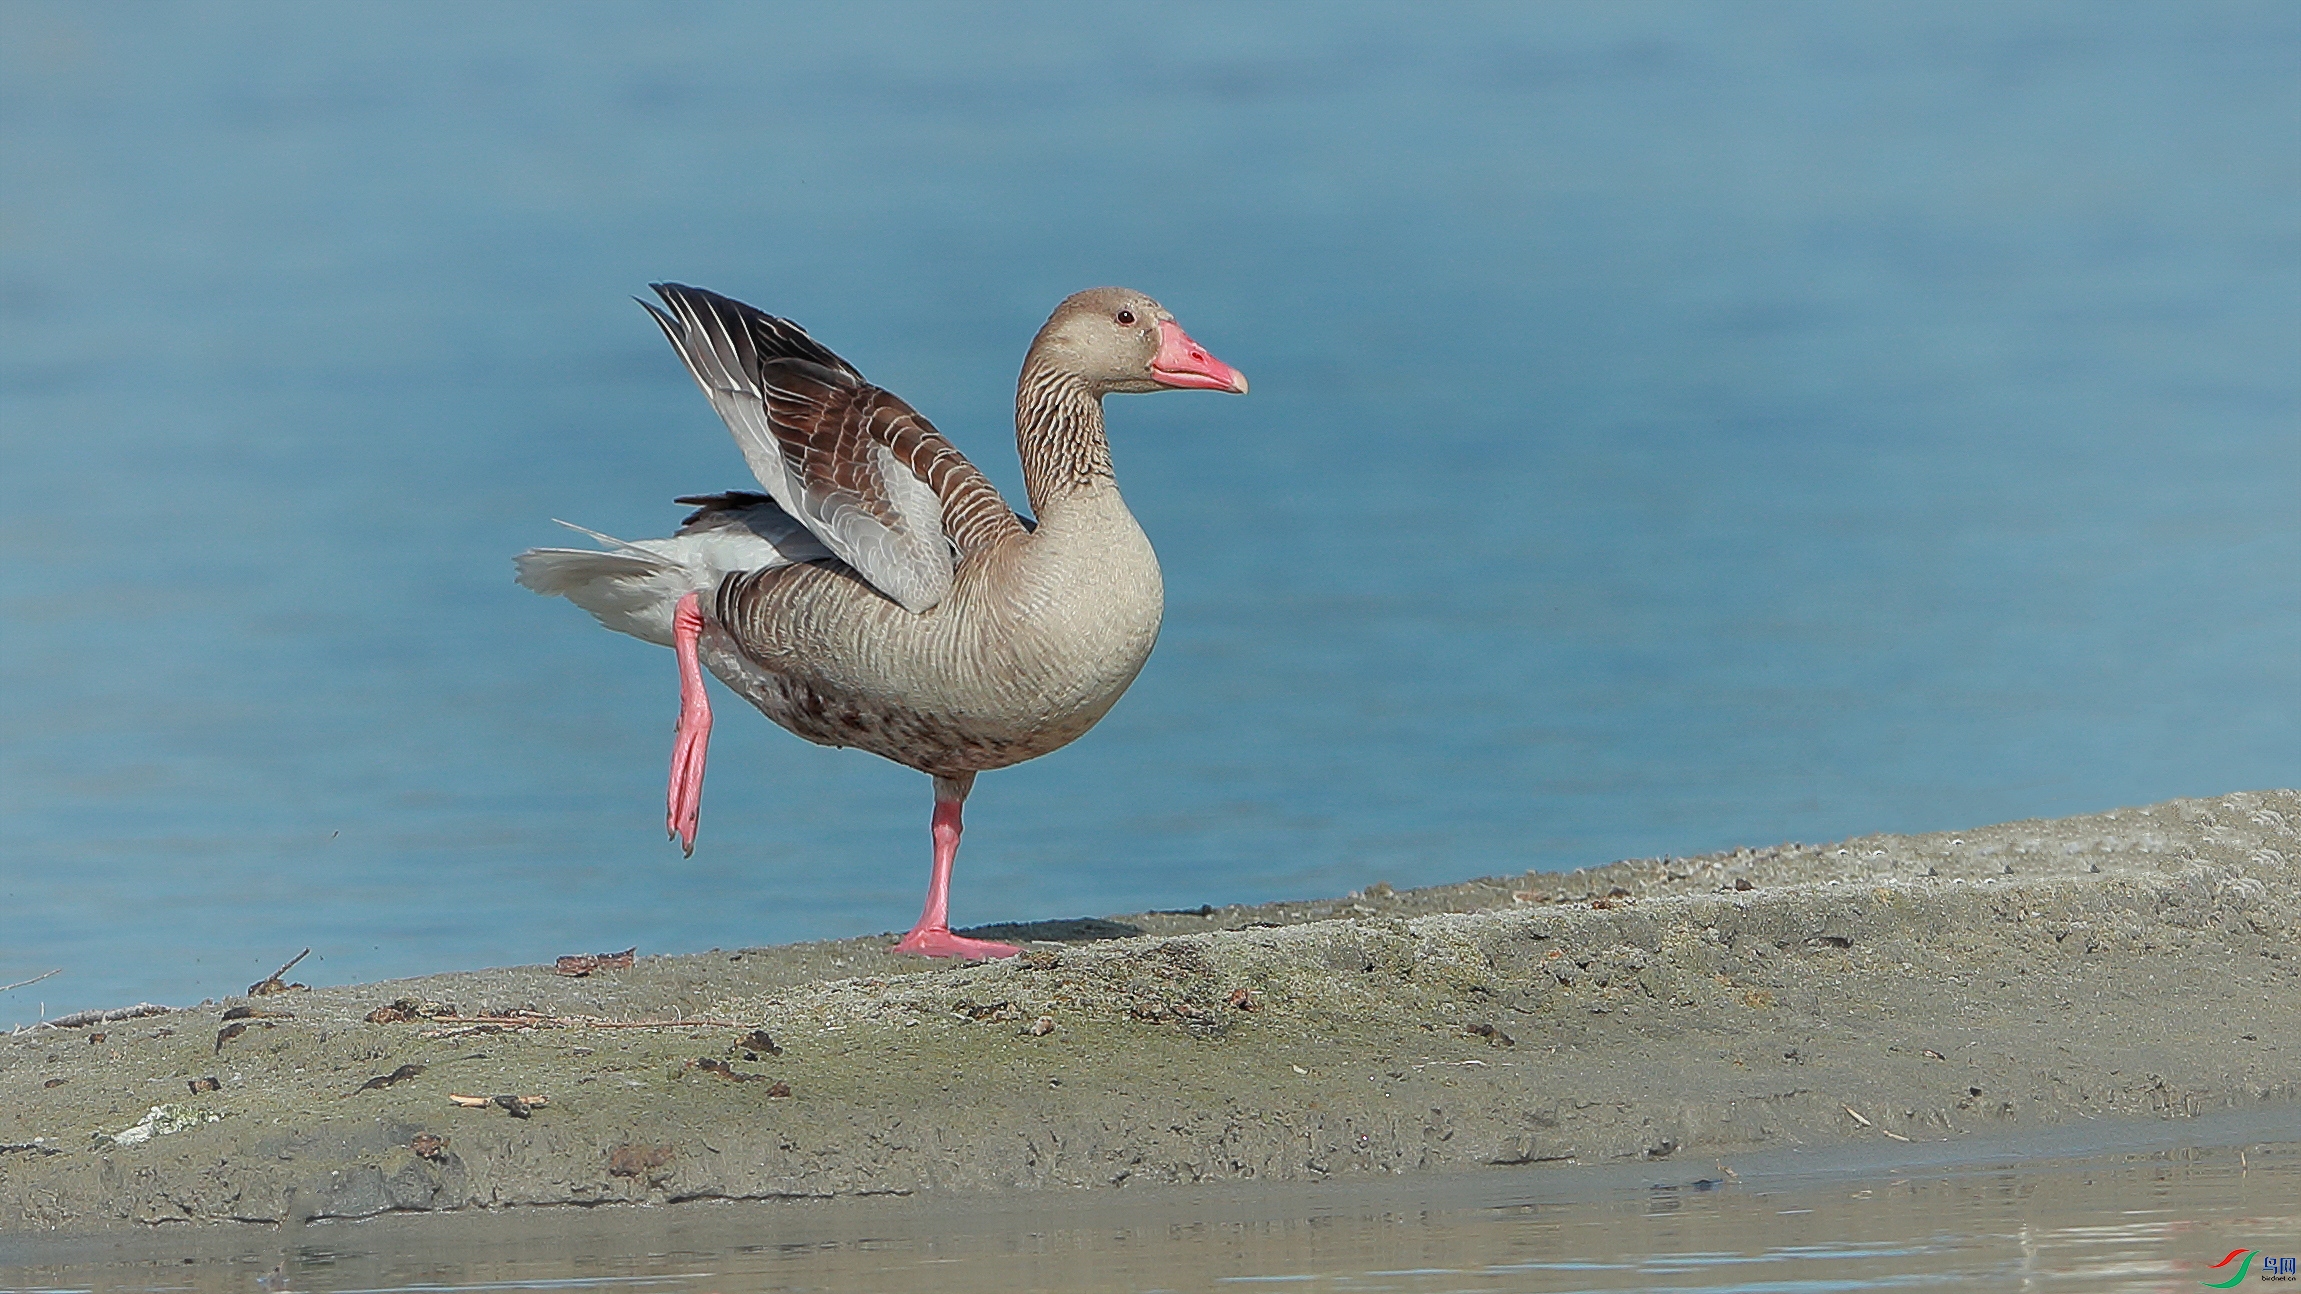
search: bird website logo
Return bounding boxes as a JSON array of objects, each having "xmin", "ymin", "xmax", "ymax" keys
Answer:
[{"xmin": 2206, "ymin": 1249, "xmax": 2299, "ymax": 1286}]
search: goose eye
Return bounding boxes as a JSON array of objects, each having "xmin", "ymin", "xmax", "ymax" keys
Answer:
[{"xmin": 1115, "ymin": 310, "xmax": 1135, "ymax": 325}]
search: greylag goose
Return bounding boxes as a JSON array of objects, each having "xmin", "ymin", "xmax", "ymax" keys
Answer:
[{"xmin": 516, "ymin": 284, "xmax": 1247, "ymax": 958}]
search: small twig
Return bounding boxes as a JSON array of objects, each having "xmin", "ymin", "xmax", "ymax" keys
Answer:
[
  {"xmin": 449, "ymin": 1093, "xmax": 549, "ymax": 1117},
  {"xmin": 248, "ymin": 948, "xmax": 313, "ymax": 996},
  {"xmin": 15, "ymin": 1003, "xmax": 171, "ymax": 1033},
  {"xmin": 343, "ymin": 1063, "xmax": 426, "ymax": 1097},
  {"xmin": 0, "ymin": 969, "xmax": 62, "ymax": 994}
]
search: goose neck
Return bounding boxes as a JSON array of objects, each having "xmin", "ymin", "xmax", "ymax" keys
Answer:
[{"xmin": 1015, "ymin": 361, "xmax": 1112, "ymax": 517}]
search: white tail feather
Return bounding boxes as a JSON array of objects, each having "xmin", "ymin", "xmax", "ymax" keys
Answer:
[
  {"xmin": 515, "ymin": 546, "xmax": 695, "ymax": 647},
  {"xmin": 550, "ymin": 518, "xmax": 662, "ymax": 556},
  {"xmin": 516, "ymin": 510, "xmax": 823, "ymax": 648}
]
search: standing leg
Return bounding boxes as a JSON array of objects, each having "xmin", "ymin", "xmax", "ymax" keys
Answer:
[
  {"xmin": 894, "ymin": 772, "xmax": 1020, "ymax": 959},
  {"xmin": 666, "ymin": 590, "xmax": 712, "ymax": 857}
]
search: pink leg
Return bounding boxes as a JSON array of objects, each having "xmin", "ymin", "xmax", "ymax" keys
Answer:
[
  {"xmin": 666, "ymin": 591, "xmax": 712, "ymax": 857},
  {"xmin": 893, "ymin": 773, "xmax": 1019, "ymax": 959}
]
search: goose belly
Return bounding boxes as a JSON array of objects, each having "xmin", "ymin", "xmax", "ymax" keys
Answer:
[{"xmin": 698, "ymin": 531, "xmax": 1163, "ymax": 776}]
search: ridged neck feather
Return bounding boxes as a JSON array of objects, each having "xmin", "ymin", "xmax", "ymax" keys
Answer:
[{"xmin": 1014, "ymin": 358, "xmax": 1114, "ymax": 518}]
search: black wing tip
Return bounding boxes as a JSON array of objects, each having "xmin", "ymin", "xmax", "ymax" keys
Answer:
[
  {"xmin": 641, "ymin": 284, "xmax": 724, "ymax": 334},
  {"xmin": 673, "ymin": 490, "xmax": 776, "ymax": 508},
  {"xmin": 636, "ymin": 282, "xmax": 864, "ymax": 381},
  {"xmin": 651, "ymin": 282, "xmax": 761, "ymax": 323},
  {"xmin": 674, "ymin": 490, "xmax": 792, "ymax": 531},
  {"xmin": 636, "ymin": 296, "xmax": 678, "ymax": 336},
  {"xmin": 642, "ymin": 282, "xmax": 718, "ymax": 322}
]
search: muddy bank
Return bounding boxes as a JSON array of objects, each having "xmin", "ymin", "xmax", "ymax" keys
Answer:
[{"xmin": 3, "ymin": 790, "xmax": 2295, "ymax": 1232}]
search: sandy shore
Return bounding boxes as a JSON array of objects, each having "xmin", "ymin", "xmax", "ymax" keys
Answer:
[{"xmin": 3, "ymin": 789, "xmax": 2295, "ymax": 1232}]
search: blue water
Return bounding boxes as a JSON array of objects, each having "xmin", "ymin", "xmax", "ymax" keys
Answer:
[{"xmin": 2, "ymin": 2, "xmax": 2294, "ymax": 1015}]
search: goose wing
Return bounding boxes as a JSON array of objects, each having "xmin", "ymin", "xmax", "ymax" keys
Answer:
[{"xmin": 642, "ymin": 283, "xmax": 1022, "ymax": 613}]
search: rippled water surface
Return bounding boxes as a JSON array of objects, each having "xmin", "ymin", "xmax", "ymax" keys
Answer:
[
  {"xmin": 1, "ymin": 2, "xmax": 2295, "ymax": 1011},
  {"xmin": 4, "ymin": 1117, "xmax": 2298, "ymax": 1292}
]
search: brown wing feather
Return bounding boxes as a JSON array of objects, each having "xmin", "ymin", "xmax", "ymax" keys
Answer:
[
  {"xmin": 756, "ymin": 360, "xmax": 1025, "ymax": 561},
  {"xmin": 862, "ymin": 388, "xmax": 1028, "ymax": 560},
  {"xmin": 649, "ymin": 284, "xmax": 1023, "ymax": 572}
]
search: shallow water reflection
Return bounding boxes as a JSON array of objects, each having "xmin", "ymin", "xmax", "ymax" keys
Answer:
[{"xmin": 6, "ymin": 1119, "xmax": 2297, "ymax": 1293}]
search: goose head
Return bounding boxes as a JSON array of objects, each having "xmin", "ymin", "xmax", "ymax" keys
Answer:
[{"xmin": 1029, "ymin": 287, "xmax": 1249, "ymax": 397}]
